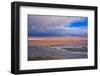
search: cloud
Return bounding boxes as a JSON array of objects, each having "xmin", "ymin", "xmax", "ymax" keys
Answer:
[
  {"xmin": 28, "ymin": 15, "xmax": 86, "ymax": 27},
  {"xmin": 28, "ymin": 15, "xmax": 88, "ymax": 37}
]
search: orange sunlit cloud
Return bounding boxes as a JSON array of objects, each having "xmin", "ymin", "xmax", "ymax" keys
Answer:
[{"xmin": 28, "ymin": 36, "xmax": 87, "ymax": 46}]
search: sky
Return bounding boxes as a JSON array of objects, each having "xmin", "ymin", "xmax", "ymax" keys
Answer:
[{"xmin": 28, "ymin": 15, "xmax": 88, "ymax": 37}]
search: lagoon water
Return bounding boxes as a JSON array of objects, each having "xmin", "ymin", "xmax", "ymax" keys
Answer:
[{"xmin": 28, "ymin": 45, "xmax": 88, "ymax": 61}]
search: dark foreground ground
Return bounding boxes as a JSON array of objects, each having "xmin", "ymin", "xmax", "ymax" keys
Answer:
[{"xmin": 28, "ymin": 46, "xmax": 88, "ymax": 61}]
